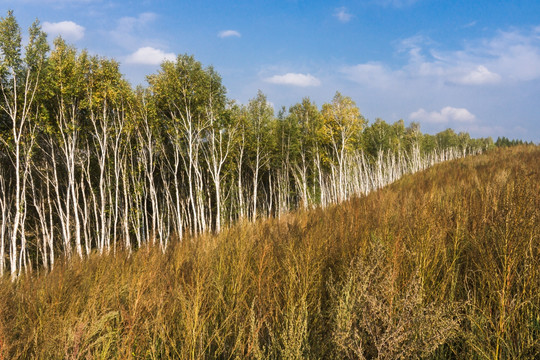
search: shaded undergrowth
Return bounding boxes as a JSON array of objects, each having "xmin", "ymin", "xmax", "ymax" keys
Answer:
[{"xmin": 0, "ymin": 146, "xmax": 539, "ymax": 359}]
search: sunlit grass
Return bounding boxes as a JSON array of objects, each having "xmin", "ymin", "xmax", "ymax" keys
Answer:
[{"xmin": 0, "ymin": 146, "xmax": 538, "ymax": 359}]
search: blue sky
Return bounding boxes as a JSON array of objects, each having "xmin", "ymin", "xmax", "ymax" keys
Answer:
[{"xmin": 4, "ymin": 0, "xmax": 540, "ymax": 142}]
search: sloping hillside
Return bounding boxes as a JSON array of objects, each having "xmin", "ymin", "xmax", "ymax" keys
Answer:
[{"xmin": 0, "ymin": 146, "xmax": 538, "ymax": 359}]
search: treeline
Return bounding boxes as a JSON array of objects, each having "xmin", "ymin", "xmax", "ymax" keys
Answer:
[
  {"xmin": 495, "ymin": 136, "xmax": 534, "ymax": 147},
  {"xmin": 0, "ymin": 12, "xmax": 492, "ymax": 278}
]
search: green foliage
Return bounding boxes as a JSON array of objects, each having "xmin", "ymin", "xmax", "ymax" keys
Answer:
[
  {"xmin": 321, "ymin": 91, "xmax": 365, "ymax": 156},
  {"xmin": 362, "ymin": 118, "xmax": 407, "ymax": 159},
  {"xmin": 246, "ymin": 90, "xmax": 273, "ymax": 140},
  {"xmin": 24, "ymin": 19, "xmax": 48, "ymax": 75},
  {"xmin": 495, "ymin": 136, "xmax": 534, "ymax": 147},
  {"xmin": 0, "ymin": 10, "xmax": 22, "ymax": 73},
  {"xmin": 148, "ymin": 53, "xmax": 226, "ymax": 126}
]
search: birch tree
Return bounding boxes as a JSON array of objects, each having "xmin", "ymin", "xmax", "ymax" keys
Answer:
[
  {"xmin": 202, "ymin": 101, "xmax": 236, "ymax": 232},
  {"xmin": 85, "ymin": 55, "xmax": 131, "ymax": 253},
  {"xmin": 0, "ymin": 12, "xmax": 48, "ymax": 278},
  {"xmin": 287, "ymin": 98, "xmax": 322, "ymax": 209},
  {"xmin": 134, "ymin": 87, "xmax": 163, "ymax": 247},
  {"xmin": 245, "ymin": 91, "xmax": 273, "ymax": 221},
  {"xmin": 321, "ymin": 92, "xmax": 365, "ymax": 203},
  {"xmin": 149, "ymin": 54, "xmax": 226, "ymax": 235},
  {"xmin": 45, "ymin": 38, "xmax": 86, "ymax": 259},
  {"xmin": 230, "ymin": 103, "xmax": 249, "ymax": 220}
]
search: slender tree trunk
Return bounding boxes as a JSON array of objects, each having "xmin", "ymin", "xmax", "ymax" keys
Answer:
[
  {"xmin": 0, "ymin": 171, "xmax": 10, "ymax": 277},
  {"xmin": 10, "ymin": 138, "xmax": 21, "ymax": 281},
  {"xmin": 237, "ymin": 135, "xmax": 245, "ymax": 220},
  {"xmin": 252, "ymin": 149, "xmax": 260, "ymax": 222}
]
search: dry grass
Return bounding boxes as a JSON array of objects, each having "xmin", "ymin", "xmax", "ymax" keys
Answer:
[{"xmin": 0, "ymin": 145, "xmax": 538, "ymax": 359}]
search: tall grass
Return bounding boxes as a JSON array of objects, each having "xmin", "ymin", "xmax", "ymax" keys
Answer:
[{"xmin": 0, "ymin": 146, "xmax": 538, "ymax": 359}]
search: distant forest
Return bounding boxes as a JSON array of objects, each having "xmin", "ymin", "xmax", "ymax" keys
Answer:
[{"xmin": 0, "ymin": 11, "xmax": 502, "ymax": 278}]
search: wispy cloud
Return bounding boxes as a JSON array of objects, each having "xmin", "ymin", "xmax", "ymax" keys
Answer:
[
  {"xmin": 110, "ymin": 12, "xmax": 159, "ymax": 50},
  {"xmin": 43, "ymin": 21, "xmax": 85, "ymax": 41},
  {"xmin": 344, "ymin": 28, "xmax": 540, "ymax": 87},
  {"xmin": 341, "ymin": 62, "xmax": 395, "ymax": 88},
  {"xmin": 126, "ymin": 47, "xmax": 175, "ymax": 65},
  {"xmin": 265, "ymin": 73, "xmax": 321, "ymax": 87},
  {"xmin": 334, "ymin": 7, "xmax": 353, "ymax": 23},
  {"xmin": 410, "ymin": 107, "xmax": 476, "ymax": 123},
  {"xmin": 484, "ymin": 30, "xmax": 540, "ymax": 81},
  {"xmin": 463, "ymin": 20, "xmax": 477, "ymax": 28},
  {"xmin": 218, "ymin": 30, "xmax": 241, "ymax": 38}
]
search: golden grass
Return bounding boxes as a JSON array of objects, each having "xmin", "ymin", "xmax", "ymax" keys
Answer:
[{"xmin": 0, "ymin": 146, "xmax": 538, "ymax": 359}]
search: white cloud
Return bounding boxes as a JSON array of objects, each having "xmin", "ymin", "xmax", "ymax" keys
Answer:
[
  {"xmin": 126, "ymin": 47, "xmax": 175, "ymax": 65},
  {"xmin": 410, "ymin": 107, "xmax": 476, "ymax": 124},
  {"xmin": 342, "ymin": 28, "xmax": 540, "ymax": 90},
  {"xmin": 265, "ymin": 73, "xmax": 321, "ymax": 87},
  {"xmin": 415, "ymin": 30, "xmax": 540, "ymax": 84},
  {"xmin": 43, "ymin": 21, "xmax": 85, "ymax": 42},
  {"xmin": 218, "ymin": 30, "xmax": 241, "ymax": 38},
  {"xmin": 334, "ymin": 7, "xmax": 353, "ymax": 23},
  {"xmin": 453, "ymin": 65, "xmax": 501, "ymax": 85}
]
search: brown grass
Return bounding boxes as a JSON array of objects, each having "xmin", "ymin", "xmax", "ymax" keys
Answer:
[{"xmin": 0, "ymin": 145, "xmax": 538, "ymax": 359}]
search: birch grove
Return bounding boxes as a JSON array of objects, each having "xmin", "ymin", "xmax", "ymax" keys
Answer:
[{"xmin": 0, "ymin": 12, "xmax": 493, "ymax": 277}]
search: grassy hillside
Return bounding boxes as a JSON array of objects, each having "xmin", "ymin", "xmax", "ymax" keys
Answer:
[{"xmin": 0, "ymin": 146, "xmax": 538, "ymax": 359}]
